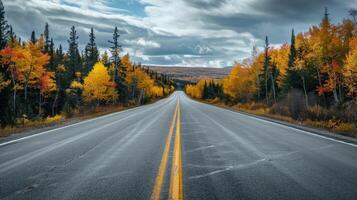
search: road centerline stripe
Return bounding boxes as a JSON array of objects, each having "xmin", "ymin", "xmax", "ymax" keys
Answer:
[
  {"xmin": 151, "ymin": 100, "xmax": 179, "ymax": 200},
  {"xmin": 169, "ymin": 99, "xmax": 184, "ymax": 200}
]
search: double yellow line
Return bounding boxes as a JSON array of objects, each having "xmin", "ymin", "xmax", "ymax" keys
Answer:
[{"xmin": 151, "ymin": 99, "xmax": 183, "ymax": 200}]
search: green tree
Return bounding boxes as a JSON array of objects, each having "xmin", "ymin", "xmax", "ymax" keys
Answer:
[
  {"xmin": 109, "ymin": 27, "xmax": 121, "ymax": 84},
  {"xmin": 259, "ymin": 36, "xmax": 271, "ymax": 104},
  {"xmin": 109, "ymin": 27, "xmax": 128, "ymax": 103},
  {"xmin": 43, "ymin": 23, "xmax": 51, "ymax": 53},
  {"xmin": 283, "ymin": 29, "xmax": 300, "ymax": 94},
  {"xmin": 30, "ymin": 31, "xmax": 36, "ymax": 44},
  {"xmin": 84, "ymin": 27, "xmax": 98, "ymax": 75},
  {"xmin": 0, "ymin": 0, "xmax": 12, "ymax": 127},
  {"xmin": 67, "ymin": 26, "xmax": 79, "ymax": 79}
]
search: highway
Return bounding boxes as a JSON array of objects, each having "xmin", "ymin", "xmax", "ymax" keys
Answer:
[{"xmin": 1, "ymin": 91, "xmax": 357, "ymax": 200}]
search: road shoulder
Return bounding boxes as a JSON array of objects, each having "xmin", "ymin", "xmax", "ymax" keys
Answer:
[{"xmin": 194, "ymin": 99, "xmax": 357, "ymax": 146}]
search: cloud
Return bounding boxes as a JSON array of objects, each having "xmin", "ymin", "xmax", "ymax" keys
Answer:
[
  {"xmin": 126, "ymin": 38, "xmax": 161, "ymax": 48},
  {"xmin": 3, "ymin": 0, "xmax": 355, "ymax": 67}
]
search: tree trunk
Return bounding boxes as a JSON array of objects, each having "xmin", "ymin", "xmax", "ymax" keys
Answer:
[
  {"xmin": 11, "ymin": 77, "xmax": 16, "ymax": 117},
  {"xmin": 52, "ymin": 90, "xmax": 59, "ymax": 116},
  {"xmin": 333, "ymin": 88, "xmax": 339, "ymax": 105},
  {"xmin": 271, "ymin": 74, "xmax": 276, "ymax": 103},
  {"xmin": 265, "ymin": 70, "xmax": 269, "ymax": 104},
  {"xmin": 338, "ymin": 81, "xmax": 343, "ymax": 103},
  {"xmin": 301, "ymin": 74, "xmax": 309, "ymax": 108},
  {"xmin": 39, "ymin": 92, "xmax": 42, "ymax": 117},
  {"xmin": 24, "ymin": 82, "xmax": 29, "ymax": 115},
  {"xmin": 316, "ymin": 68, "xmax": 327, "ymax": 106},
  {"xmin": 24, "ymin": 66, "xmax": 34, "ymax": 115}
]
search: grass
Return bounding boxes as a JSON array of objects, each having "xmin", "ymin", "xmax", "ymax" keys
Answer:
[
  {"xmin": 0, "ymin": 115, "xmax": 66, "ymax": 138},
  {"xmin": 0, "ymin": 99, "xmax": 160, "ymax": 138},
  {"xmin": 204, "ymin": 99, "xmax": 357, "ymax": 138}
]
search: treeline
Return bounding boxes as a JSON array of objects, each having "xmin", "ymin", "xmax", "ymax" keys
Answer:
[
  {"xmin": 186, "ymin": 80, "xmax": 223, "ymax": 100},
  {"xmin": 0, "ymin": 1, "xmax": 174, "ymax": 128},
  {"xmin": 186, "ymin": 9, "xmax": 357, "ymax": 133}
]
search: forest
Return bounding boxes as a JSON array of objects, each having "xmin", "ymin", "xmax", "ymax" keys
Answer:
[
  {"xmin": 0, "ymin": 1, "xmax": 174, "ymax": 130},
  {"xmin": 186, "ymin": 9, "xmax": 357, "ymax": 136}
]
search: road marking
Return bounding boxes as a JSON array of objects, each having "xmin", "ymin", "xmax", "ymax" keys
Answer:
[
  {"xmin": 0, "ymin": 97, "xmax": 174, "ymax": 148},
  {"xmin": 187, "ymin": 95, "xmax": 357, "ymax": 148},
  {"xmin": 169, "ymin": 99, "xmax": 184, "ymax": 200},
  {"xmin": 151, "ymin": 100, "xmax": 179, "ymax": 200}
]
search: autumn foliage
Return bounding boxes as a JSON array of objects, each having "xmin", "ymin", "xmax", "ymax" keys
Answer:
[
  {"xmin": 82, "ymin": 62, "xmax": 118, "ymax": 104},
  {"xmin": 185, "ymin": 10, "xmax": 357, "ymax": 135},
  {"xmin": 0, "ymin": 1, "xmax": 174, "ymax": 128}
]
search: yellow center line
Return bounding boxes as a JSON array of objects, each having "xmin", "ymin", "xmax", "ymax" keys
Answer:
[
  {"xmin": 169, "ymin": 98, "xmax": 183, "ymax": 200},
  {"xmin": 151, "ymin": 100, "xmax": 179, "ymax": 200}
]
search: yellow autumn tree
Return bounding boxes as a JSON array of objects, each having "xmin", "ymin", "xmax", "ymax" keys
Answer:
[
  {"xmin": 270, "ymin": 44, "xmax": 290, "ymax": 88},
  {"xmin": 185, "ymin": 79, "xmax": 211, "ymax": 99},
  {"xmin": 223, "ymin": 63, "xmax": 256, "ymax": 101},
  {"xmin": 82, "ymin": 62, "xmax": 118, "ymax": 104},
  {"xmin": 343, "ymin": 36, "xmax": 357, "ymax": 103},
  {"xmin": 121, "ymin": 54, "xmax": 132, "ymax": 71},
  {"xmin": 126, "ymin": 67, "xmax": 154, "ymax": 98},
  {"xmin": 151, "ymin": 85, "xmax": 164, "ymax": 97}
]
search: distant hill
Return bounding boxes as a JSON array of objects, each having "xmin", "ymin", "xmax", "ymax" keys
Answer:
[{"xmin": 146, "ymin": 65, "xmax": 232, "ymax": 82}]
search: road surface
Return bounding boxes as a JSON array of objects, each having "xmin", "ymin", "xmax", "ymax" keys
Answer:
[{"xmin": 1, "ymin": 91, "xmax": 357, "ymax": 200}]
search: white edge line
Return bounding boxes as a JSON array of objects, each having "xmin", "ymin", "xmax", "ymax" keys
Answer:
[
  {"xmin": 0, "ymin": 97, "xmax": 172, "ymax": 147},
  {"xmin": 188, "ymin": 95, "xmax": 357, "ymax": 148},
  {"xmin": 238, "ymin": 112, "xmax": 357, "ymax": 148}
]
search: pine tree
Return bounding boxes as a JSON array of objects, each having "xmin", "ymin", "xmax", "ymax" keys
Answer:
[
  {"xmin": 202, "ymin": 81, "xmax": 208, "ymax": 99},
  {"xmin": 109, "ymin": 27, "xmax": 121, "ymax": 83},
  {"xmin": 84, "ymin": 27, "xmax": 98, "ymax": 75},
  {"xmin": 260, "ymin": 36, "xmax": 271, "ymax": 104},
  {"xmin": 30, "ymin": 31, "xmax": 36, "ymax": 44},
  {"xmin": 43, "ymin": 23, "xmax": 50, "ymax": 53},
  {"xmin": 101, "ymin": 50, "xmax": 109, "ymax": 67},
  {"xmin": 0, "ymin": 0, "xmax": 8, "ymax": 49},
  {"xmin": 282, "ymin": 29, "xmax": 300, "ymax": 94},
  {"xmin": 288, "ymin": 29, "xmax": 296, "ymax": 71},
  {"xmin": 0, "ymin": 0, "xmax": 12, "ymax": 127},
  {"xmin": 67, "ymin": 26, "xmax": 79, "ymax": 79},
  {"xmin": 109, "ymin": 27, "xmax": 128, "ymax": 103},
  {"xmin": 48, "ymin": 38, "xmax": 55, "ymax": 70},
  {"xmin": 8, "ymin": 25, "xmax": 15, "ymax": 45}
]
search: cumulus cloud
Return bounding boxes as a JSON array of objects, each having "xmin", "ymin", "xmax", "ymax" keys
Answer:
[{"xmin": 3, "ymin": 0, "xmax": 355, "ymax": 67}]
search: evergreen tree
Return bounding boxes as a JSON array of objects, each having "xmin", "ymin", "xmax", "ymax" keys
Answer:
[
  {"xmin": 43, "ymin": 23, "xmax": 50, "ymax": 53},
  {"xmin": 283, "ymin": 29, "xmax": 300, "ymax": 94},
  {"xmin": 84, "ymin": 27, "xmax": 98, "ymax": 75},
  {"xmin": 288, "ymin": 29, "xmax": 296, "ymax": 71},
  {"xmin": 259, "ymin": 36, "xmax": 271, "ymax": 104},
  {"xmin": 109, "ymin": 27, "xmax": 121, "ymax": 83},
  {"xmin": 202, "ymin": 81, "xmax": 208, "ymax": 99},
  {"xmin": 109, "ymin": 27, "xmax": 128, "ymax": 103},
  {"xmin": 8, "ymin": 25, "xmax": 15, "ymax": 45},
  {"xmin": 0, "ymin": 0, "xmax": 12, "ymax": 127},
  {"xmin": 30, "ymin": 31, "xmax": 36, "ymax": 43},
  {"xmin": 67, "ymin": 26, "xmax": 79, "ymax": 79},
  {"xmin": 269, "ymin": 61, "xmax": 279, "ymax": 102},
  {"xmin": 48, "ymin": 38, "xmax": 55, "ymax": 70},
  {"xmin": 0, "ymin": 0, "xmax": 8, "ymax": 49},
  {"xmin": 101, "ymin": 50, "xmax": 109, "ymax": 67}
]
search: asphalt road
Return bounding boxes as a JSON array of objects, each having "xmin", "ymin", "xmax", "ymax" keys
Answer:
[{"xmin": 1, "ymin": 91, "xmax": 357, "ymax": 200}]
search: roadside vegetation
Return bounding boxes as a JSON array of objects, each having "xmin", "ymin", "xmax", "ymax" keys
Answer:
[
  {"xmin": 0, "ymin": 1, "xmax": 174, "ymax": 136},
  {"xmin": 186, "ymin": 9, "xmax": 357, "ymax": 137}
]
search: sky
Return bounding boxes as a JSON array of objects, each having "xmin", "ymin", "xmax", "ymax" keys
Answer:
[{"xmin": 3, "ymin": 0, "xmax": 357, "ymax": 67}]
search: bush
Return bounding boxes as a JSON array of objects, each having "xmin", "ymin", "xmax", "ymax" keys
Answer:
[
  {"xmin": 286, "ymin": 89, "xmax": 306, "ymax": 120},
  {"xmin": 270, "ymin": 101, "xmax": 289, "ymax": 117},
  {"xmin": 305, "ymin": 105, "xmax": 331, "ymax": 121},
  {"xmin": 333, "ymin": 123, "xmax": 355, "ymax": 136}
]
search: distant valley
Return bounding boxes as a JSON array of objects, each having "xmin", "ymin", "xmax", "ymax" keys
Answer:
[{"xmin": 146, "ymin": 66, "xmax": 232, "ymax": 82}]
